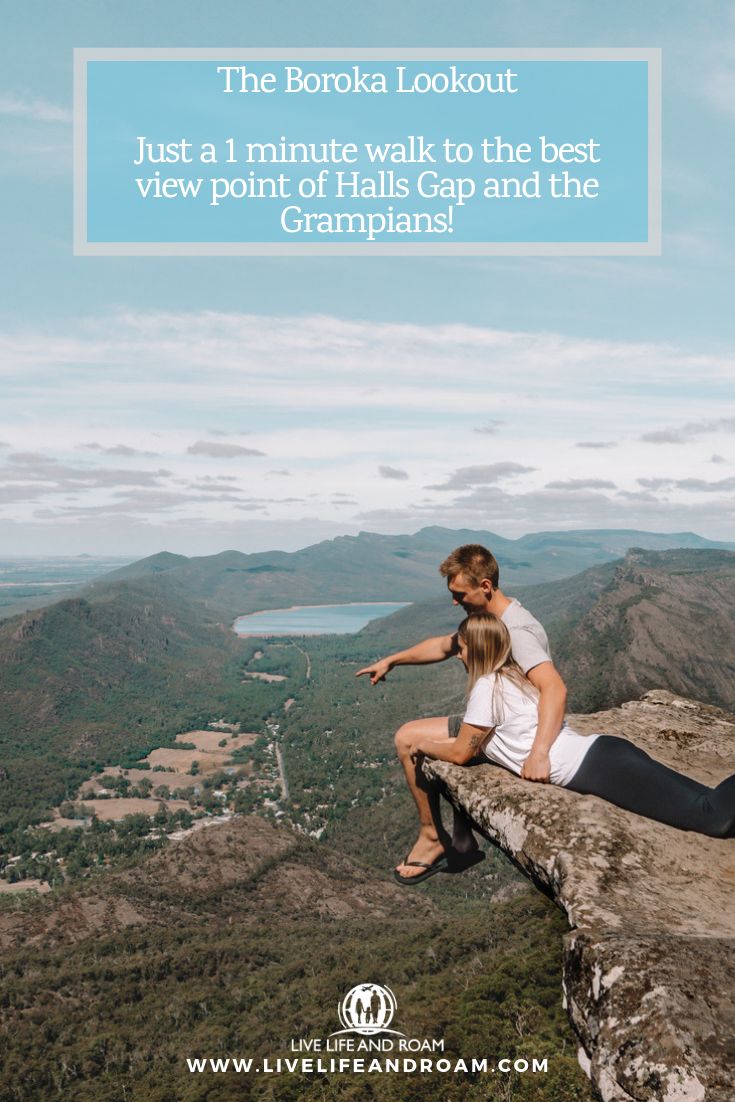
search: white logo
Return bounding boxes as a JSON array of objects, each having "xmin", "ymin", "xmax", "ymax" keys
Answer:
[{"xmin": 331, "ymin": 983, "xmax": 405, "ymax": 1037}]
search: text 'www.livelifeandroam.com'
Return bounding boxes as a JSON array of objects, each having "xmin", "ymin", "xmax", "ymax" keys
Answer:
[{"xmin": 187, "ymin": 1055, "xmax": 550, "ymax": 1074}]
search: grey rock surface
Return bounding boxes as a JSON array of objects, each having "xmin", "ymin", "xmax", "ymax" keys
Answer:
[{"xmin": 424, "ymin": 690, "xmax": 735, "ymax": 1102}]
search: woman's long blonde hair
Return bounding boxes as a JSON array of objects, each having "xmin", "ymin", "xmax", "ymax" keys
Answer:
[{"xmin": 457, "ymin": 613, "xmax": 539, "ymax": 708}]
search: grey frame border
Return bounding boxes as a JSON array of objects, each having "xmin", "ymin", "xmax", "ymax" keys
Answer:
[{"xmin": 73, "ymin": 47, "xmax": 661, "ymax": 257}]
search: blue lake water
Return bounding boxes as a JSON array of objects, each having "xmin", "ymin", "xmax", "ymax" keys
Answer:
[{"xmin": 233, "ymin": 602, "xmax": 410, "ymax": 636}]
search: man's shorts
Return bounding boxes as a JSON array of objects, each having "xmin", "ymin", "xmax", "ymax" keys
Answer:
[{"xmin": 448, "ymin": 714, "xmax": 463, "ymax": 739}]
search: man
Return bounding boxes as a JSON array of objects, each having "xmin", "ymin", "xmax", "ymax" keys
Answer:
[{"xmin": 356, "ymin": 544, "xmax": 567, "ymax": 883}]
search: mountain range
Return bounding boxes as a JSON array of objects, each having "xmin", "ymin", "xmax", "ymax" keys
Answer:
[{"xmin": 93, "ymin": 525, "xmax": 733, "ymax": 616}]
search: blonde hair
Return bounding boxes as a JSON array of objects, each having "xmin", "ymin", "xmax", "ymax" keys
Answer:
[{"xmin": 457, "ymin": 613, "xmax": 539, "ymax": 716}]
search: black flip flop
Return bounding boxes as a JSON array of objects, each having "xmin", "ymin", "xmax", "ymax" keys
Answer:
[
  {"xmin": 445, "ymin": 849, "xmax": 486, "ymax": 874},
  {"xmin": 392, "ymin": 853, "xmax": 448, "ymax": 885}
]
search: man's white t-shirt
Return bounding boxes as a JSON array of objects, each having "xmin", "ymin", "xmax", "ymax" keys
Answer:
[
  {"xmin": 500, "ymin": 597, "xmax": 553, "ymax": 675},
  {"xmin": 463, "ymin": 672, "xmax": 598, "ymax": 787}
]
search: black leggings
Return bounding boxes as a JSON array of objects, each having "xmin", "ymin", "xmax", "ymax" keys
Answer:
[{"xmin": 566, "ymin": 735, "xmax": 735, "ymax": 838}]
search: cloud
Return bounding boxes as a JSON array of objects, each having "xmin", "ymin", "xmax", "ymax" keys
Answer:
[
  {"xmin": 637, "ymin": 478, "xmax": 673, "ymax": 492},
  {"xmin": 79, "ymin": 441, "xmax": 160, "ymax": 457},
  {"xmin": 355, "ymin": 480, "xmax": 735, "ymax": 541},
  {"xmin": 427, "ymin": 462, "xmax": 535, "ymax": 491},
  {"xmin": 670, "ymin": 477, "xmax": 735, "ymax": 493},
  {"xmin": 638, "ymin": 476, "xmax": 735, "ymax": 493},
  {"xmin": 0, "ymin": 454, "xmax": 173, "ymax": 497},
  {"xmin": 2, "ymin": 308, "xmax": 735, "ymax": 549},
  {"xmin": 0, "ymin": 484, "xmax": 49, "ymax": 504},
  {"xmin": 615, "ymin": 490, "xmax": 660, "ymax": 503},
  {"xmin": 640, "ymin": 418, "xmax": 735, "ymax": 444},
  {"xmin": 5, "ymin": 309, "xmax": 734, "ymax": 416},
  {"xmin": 0, "ymin": 94, "xmax": 72, "ymax": 124},
  {"xmin": 378, "ymin": 465, "xmax": 409, "ymax": 481},
  {"xmin": 473, "ymin": 420, "xmax": 505, "ymax": 434},
  {"xmin": 206, "ymin": 428, "xmax": 252, "ymax": 437},
  {"xmin": 641, "ymin": 429, "xmax": 692, "ymax": 445},
  {"xmin": 545, "ymin": 479, "xmax": 617, "ymax": 491},
  {"xmin": 188, "ymin": 474, "xmax": 239, "ymax": 484},
  {"xmin": 186, "ymin": 440, "xmax": 266, "ymax": 458},
  {"xmin": 186, "ymin": 480, "xmax": 245, "ymax": 493},
  {"xmin": 447, "ymin": 484, "xmax": 616, "ymax": 513},
  {"xmin": 710, "ymin": 454, "xmax": 728, "ymax": 464},
  {"xmin": 8, "ymin": 451, "xmax": 51, "ymax": 465},
  {"xmin": 48, "ymin": 487, "xmax": 255, "ymax": 517},
  {"xmin": 1, "ymin": 458, "xmax": 170, "ymax": 489}
]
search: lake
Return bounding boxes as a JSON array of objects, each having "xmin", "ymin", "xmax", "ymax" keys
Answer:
[{"xmin": 232, "ymin": 601, "xmax": 410, "ymax": 636}]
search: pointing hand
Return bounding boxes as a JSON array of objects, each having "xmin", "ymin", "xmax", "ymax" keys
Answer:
[{"xmin": 355, "ymin": 658, "xmax": 392, "ymax": 685}]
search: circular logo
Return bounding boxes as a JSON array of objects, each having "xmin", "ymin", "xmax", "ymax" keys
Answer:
[{"xmin": 338, "ymin": 983, "xmax": 398, "ymax": 1036}]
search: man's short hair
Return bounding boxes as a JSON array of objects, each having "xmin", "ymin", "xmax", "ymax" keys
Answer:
[{"xmin": 439, "ymin": 544, "xmax": 500, "ymax": 588}]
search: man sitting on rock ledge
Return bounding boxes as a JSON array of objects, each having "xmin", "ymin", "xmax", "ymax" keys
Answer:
[{"xmin": 357, "ymin": 543, "xmax": 568, "ymax": 882}]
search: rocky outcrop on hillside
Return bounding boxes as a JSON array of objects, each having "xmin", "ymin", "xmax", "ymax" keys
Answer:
[
  {"xmin": 424, "ymin": 690, "xmax": 735, "ymax": 1102},
  {"xmin": 0, "ymin": 815, "xmax": 435, "ymax": 952}
]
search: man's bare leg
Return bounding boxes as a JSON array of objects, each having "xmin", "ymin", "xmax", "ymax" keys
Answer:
[{"xmin": 394, "ymin": 717, "xmax": 479, "ymax": 879}]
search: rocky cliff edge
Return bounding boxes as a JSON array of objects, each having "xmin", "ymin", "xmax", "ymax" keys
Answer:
[{"xmin": 424, "ymin": 690, "xmax": 735, "ymax": 1102}]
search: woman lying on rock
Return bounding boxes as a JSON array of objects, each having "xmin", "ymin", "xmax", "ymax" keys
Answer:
[{"xmin": 395, "ymin": 612, "xmax": 735, "ymax": 883}]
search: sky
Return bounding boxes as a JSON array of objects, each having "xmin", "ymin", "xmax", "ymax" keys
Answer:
[{"xmin": 1, "ymin": 1, "xmax": 734, "ymax": 555}]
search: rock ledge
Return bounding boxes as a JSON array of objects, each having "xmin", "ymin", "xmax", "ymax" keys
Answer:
[{"xmin": 424, "ymin": 690, "xmax": 735, "ymax": 1102}]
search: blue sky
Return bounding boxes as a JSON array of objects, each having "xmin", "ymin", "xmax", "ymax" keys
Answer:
[{"xmin": 1, "ymin": 1, "xmax": 734, "ymax": 554}]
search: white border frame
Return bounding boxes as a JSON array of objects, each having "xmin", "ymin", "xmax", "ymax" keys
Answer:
[{"xmin": 73, "ymin": 47, "xmax": 662, "ymax": 257}]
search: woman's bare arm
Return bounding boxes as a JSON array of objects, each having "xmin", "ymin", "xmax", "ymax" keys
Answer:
[{"xmin": 413, "ymin": 722, "xmax": 492, "ymax": 765}]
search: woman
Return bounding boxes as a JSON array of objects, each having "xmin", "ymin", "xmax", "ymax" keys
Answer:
[{"xmin": 409, "ymin": 612, "xmax": 735, "ymax": 846}]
